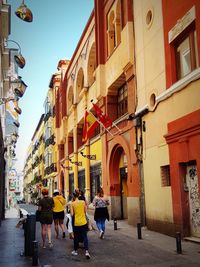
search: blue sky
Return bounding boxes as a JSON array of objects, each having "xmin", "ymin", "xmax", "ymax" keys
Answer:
[{"xmin": 8, "ymin": 0, "xmax": 94, "ymax": 172}]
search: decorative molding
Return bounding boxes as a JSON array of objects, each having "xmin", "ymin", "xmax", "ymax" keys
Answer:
[{"xmin": 168, "ymin": 6, "xmax": 195, "ymax": 43}]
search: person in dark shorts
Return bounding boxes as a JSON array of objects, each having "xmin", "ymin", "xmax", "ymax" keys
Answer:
[
  {"xmin": 52, "ymin": 189, "xmax": 66, "ymax": 238},
  {"xmin": 38, "ymin": 188, "xmax": 54, "ymax": 248}
]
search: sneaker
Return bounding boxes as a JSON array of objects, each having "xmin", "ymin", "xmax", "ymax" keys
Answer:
[
  {"xmin": 85, "ymin": 251, "xmax": 90, "ymax": 259},
  {"xmin": 48, "ymin": 242, "xmax": 53, "ymax": 248},
  {"xmin": 99, "ymin": 230, "xmax": 104, "ymax": 239},
  {"xmin": 62, "ymin": 232, "xmax": 65, "ymax": 238},
  {"xmin": 71, "ymin": 250, "xmax": 78, "ymax": 256}
]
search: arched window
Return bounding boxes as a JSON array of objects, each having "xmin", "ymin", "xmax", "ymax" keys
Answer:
[
  {"xmin": 67, "ymin": 86, "xmax": 73, "ymax": 113},
  {"xmin": 76, "ymin": 68, "xmax": 84, "ymax": 102},
  {"xmin": 115, "ymin": 0, "xmax": 121, "ymax": 46},
  {"xmin": 107, "ymin": 11, "xmax": 116, "ymax": 56},
  {"xmin": 87, "ymin": 43, "xmax": 96, "ymax": 86}
]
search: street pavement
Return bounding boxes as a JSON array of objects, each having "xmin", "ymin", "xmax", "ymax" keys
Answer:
[{"xmin": 0, "ymin": 204, "xmax": 200, "ymax": 267}]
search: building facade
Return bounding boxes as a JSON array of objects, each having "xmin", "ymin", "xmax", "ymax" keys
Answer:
[
  {"xmin": 134, "ymin": 0, "xmax": 200, "ymax": 237},
  {"xmin": 22, "ymin": 0, "xmax": 200, "ymax": 239},
  {"xmin": 54, "ymin": 0, "xmax": 140, "ymax": 226}
]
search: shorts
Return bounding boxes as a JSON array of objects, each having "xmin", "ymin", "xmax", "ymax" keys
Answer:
[
  {"xmin": 53, "ymin": 211, "xmax": 65, "ymax": 220},
  {"xmin": 39, "ymin": 211, "xmax": 53, "ymax": 225}
]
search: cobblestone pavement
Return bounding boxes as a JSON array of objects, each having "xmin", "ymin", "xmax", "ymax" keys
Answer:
[{"xmin": 0, "ymin": 205, "xmax": 200, "ymax": 267}]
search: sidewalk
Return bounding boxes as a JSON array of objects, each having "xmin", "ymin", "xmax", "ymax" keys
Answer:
[
  {"xmin": 0, "ymin": 207, "xmax": 33, "ymax": 267},
  {"xmin": 0, "ymin": 206, "xmax": 200, "ymax": 267}
]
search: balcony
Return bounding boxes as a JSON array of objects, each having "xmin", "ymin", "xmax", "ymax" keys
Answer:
[
  {"xmin": 44, "ymin": 163, "xmax": 57, "ymax": 176},
  {"xmin": 44, "ymin": 134, "xmax": 55, "ymax": 148}
]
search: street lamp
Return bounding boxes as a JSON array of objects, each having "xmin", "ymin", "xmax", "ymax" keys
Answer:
[
  {"xmin": 0, "ymin": 76, "xmax": 28, "ymax": 105},
  {"xmin": 15, "ymin": 0, "xmax": 33, "ymax": 23},
  {"xmin": 4, "ymin": 39, "xmax": 26, "ymax": 69},
  {"xmin": 11, "ymin": 76, "xmax": 28, "ymax": 98}
]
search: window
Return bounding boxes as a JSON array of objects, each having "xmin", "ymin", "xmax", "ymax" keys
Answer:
[
  {"xmin": 161, "ymin": 165, "xmax": 171, "ymax": 187},
  {"xmin": 175, "ymin": 29, "xmax": 198, "ymax": 80},
  {"xmin": 118, "ymin": 83, "xmax": 128, "ymax": 117},
  {"xmin": 44, "ymin": 98, "xmax": 51, "ymax": 114},
  {"xmin": 44, "ymin": 151, "xmax": 52, "ymax": 167}
]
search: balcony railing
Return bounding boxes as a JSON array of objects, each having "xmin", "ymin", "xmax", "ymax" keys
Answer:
[
  {"xmin": 44, "ymin": 134, "xmax": 55, "ymax": 148},
  {"xmin": 44, "ymin": 163, "xmax": 57, "ymax": 176}
]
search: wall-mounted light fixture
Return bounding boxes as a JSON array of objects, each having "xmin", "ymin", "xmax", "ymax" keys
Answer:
[
  {"xmin": 69, "ymin": 158, "xmax": 82, "ymax": 166},
  {"xmin": 0, "ymin": 76, "xmax": 28, "ymax": 105},
  {"xmin": 15, "ymin": 0, "xmax": 33, "ymax": 23},
  {"xmin": 4, "ymin": 39, "xmax": 26, "ymax": 68},
  {"xmin": 14, "ymin": 102, "xmax": 22, "ymax": 115},
  {"xmin": 11, "ymin": 76, "xmax": 27, "ymax": 98},
  {"xmin": 13, "ymin": 121, "xmax": 20, "ymax": 128},
  {"xmin": 61, "ymin": 163, "xmax": 72, "ymax": 171},
  {"xmin": 80, "ymin": 151, "xmax": 96, "ymax": 160}
]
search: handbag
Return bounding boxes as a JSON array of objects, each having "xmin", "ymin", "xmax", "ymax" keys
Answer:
[{"xmin": 35, "ymin": 210, "xmax": 41, "ymax": 221}]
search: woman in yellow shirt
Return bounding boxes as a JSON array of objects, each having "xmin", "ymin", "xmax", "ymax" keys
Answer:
[
  {"xmin": 70, "ymin": 191, "xmax": 90, "ymax": 259},
  {"xmin": 52, "ymin": 189, "xmax": 66, "ymax": 238}
]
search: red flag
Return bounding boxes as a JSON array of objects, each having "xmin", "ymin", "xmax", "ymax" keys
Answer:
[
  {"xmin": 92, "ymin": 103, "xmax": 112, "ymax": 128},
  {"xmin": 82, "ymin": 111, "xmax": 99, "ymax": 143}
]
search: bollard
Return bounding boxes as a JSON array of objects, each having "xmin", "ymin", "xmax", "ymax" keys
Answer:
[
  {"xmin": 137, "ymin": 223, "xmax": 142, "ymax": 239},
  {"xmin": 176, "ymin": 232, "xmax": 182, "ymax": 254},
  {"xmin": 114, "ymin": 218, "xmax": 117, "ymax": 230},
  {"xmin": 24, "ymin": 213, "xmax": 36, "ymax": 256},
  {"xmin": 32, "ymin": 240, "xmax": 38, "ymax": 266},
  {"xmin": 20, "ymin": 209, "xmax": 23, "ymax": 218}
]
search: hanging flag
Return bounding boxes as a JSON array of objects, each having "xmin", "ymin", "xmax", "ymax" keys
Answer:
[
  {"xmin": 92, "ymin": 102, "xmax": 112, "ymax": 128},
  {"xmin": 82, "ymin": 111, "xmax": 99, "ymax": 143}
]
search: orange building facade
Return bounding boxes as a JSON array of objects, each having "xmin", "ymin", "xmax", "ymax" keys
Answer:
[
  {"xmin": 53, "ymin": 0, "xmax": 200, "ymax": 237},
  {"xmin": 54, "ymin": 0, "xmax": 141, "ymax": 225}
]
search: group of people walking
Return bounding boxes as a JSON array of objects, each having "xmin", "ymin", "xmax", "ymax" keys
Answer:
[{"xmin": 37, "ymin": 186, "xmax": 110, "ymax": 260}]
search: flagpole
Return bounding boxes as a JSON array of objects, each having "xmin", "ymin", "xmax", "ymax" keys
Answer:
[
  {"xmin": 88, "ymin": 111, "xmax": 114, "ymax": 137},
  {"xmin": 112, "ymin": 121, "xmax": 122, "ymax": 133}
]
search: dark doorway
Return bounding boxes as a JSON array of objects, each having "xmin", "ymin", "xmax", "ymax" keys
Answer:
[
  {"xmin": 120, "ymin": 167, "xmax": 128, "ymax": 219},
  {"xmin": 78, "ymin": 170, "xmax": 85, "ymax": 192},
  {"xmin": 69, "ymin": 173, "xmax": 74, "ymax": 200},
  {"xmin": 90, "ymin": 164, "xmax": 101, "ymax": 202}
]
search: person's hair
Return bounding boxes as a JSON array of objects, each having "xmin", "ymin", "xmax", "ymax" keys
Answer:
[
  {"xmin": 78, "ymin": 190, "xmax": 85, "ymax": 200},
  {"xmin": 53, "ymin": 191, "xmax": 59, "ymax": 196},
  {"xmin": 73, "ymin": 191, "xmax": 79, "ymax": 199},
  {"xmin": 97, "ymin": 187, "xmax": 104, "ymax": 197},
  {"xmin": 74, "ymin": 188, "xmax": 80, "ymax": 195},
  {"xmin": 42, "ymin": 188, "xmax": 48, "ymax": 196}
]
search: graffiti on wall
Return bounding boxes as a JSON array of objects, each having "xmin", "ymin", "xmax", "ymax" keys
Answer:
[{"xmin": 188, "ymin": 165, "xmax": 200, "ymax": 236}]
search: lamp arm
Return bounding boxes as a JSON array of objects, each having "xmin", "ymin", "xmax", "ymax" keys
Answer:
[
  {"xmin": 6, "ymin": 39, "xmax": 22, "ymax": 54},
  {"xmin": 0, "ymin": 97, "xmax": 16, "ymax": 105}
]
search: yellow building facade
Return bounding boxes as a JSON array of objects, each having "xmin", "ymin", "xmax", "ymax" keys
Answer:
[{"xmin": 134, "ymin": 0, "xmax": 200, "ymax": 236}]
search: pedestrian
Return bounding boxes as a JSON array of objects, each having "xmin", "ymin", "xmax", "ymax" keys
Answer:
[
  {"xmin": 65, "ymin": 200, "xmax": 74, "ymax": 240},
  {"xmin": 70, "ymin": 191, "xmax": 91, "ymax": 259},
  {"xmin": 52, "ymin": 189, "xmax": 66, "ymax": 238},
  {"xmin": 37, "ymin": 188, "xmax": 54, "ymax": 248},
  {"xmin": 78, "ymin": 190, "xmax": 93, "ymax": 231},
  {"xmin": 93, "ymin": 187, "xmax": 109, "ymax": 239}
]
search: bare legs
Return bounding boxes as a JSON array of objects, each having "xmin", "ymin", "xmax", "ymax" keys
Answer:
[
  {"xmin": 54, "ymin": 219, "xmax": 59, "ymax": 238},
  {"xmin": 41, "ymin": 224, "xmax": 52, "ymax": 248},
  {"xmin": 54, "ymin": 219, "xmax": 65, "ymax": 238}
]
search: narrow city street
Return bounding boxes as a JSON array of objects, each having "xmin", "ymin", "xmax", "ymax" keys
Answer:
[
  {"xmin": 0, "ymin": 204, "xmax": 200, "ymax": 267},
  {"xmin": 1, "ymin": 1, "xmax": 200, "ymax": 267}
]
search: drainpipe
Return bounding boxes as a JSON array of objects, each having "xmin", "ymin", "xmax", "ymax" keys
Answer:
[{"xmin": 128, "ymin": 107, "xmax": 148, "ymax": 227}]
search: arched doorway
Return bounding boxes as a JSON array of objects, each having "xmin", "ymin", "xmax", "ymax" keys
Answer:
[{"xmin": 109, "ymin": 144, "xmax": 128, "ymax": 220}]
